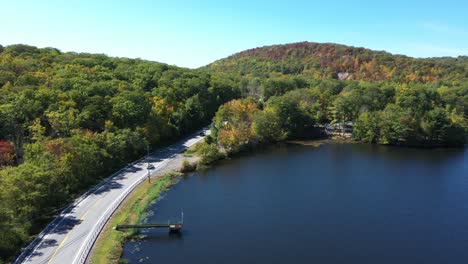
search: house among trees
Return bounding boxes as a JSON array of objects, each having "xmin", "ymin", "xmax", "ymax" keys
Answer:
[{"xmin": 325, "ymin": 122, "xmax": 353, "ymax": 137}]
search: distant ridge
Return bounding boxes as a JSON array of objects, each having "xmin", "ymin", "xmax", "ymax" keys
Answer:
[{"xmin": 207, "ymin": 41, "xmax": 468, "ymax": 82}]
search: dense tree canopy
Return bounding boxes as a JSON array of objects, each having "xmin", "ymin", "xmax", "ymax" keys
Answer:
[
  {"xmin": 208, "ymin": 79, "xmax": 466, "ymax": 156},
  {"xmin": 1, "ymin": 41, "xmax": 467, "ymax": 263},
  {"xmin": 206, "ymin": 42, "xmax": 467, "ymax": 151},
  {"xmin": 0, "ymin": 44, "xmax": 241, "ymax": 262},
  {"xmin": 208, "ymin": 42, "xmax": 468, "ymax": 83}
]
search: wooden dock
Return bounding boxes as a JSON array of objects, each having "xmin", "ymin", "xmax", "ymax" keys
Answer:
[
  {"xmin": 116, "ymin": 213, "xmax": 184, "ymax": 233},
  {"xmin": 115, "ymin": 222, "xmax": 183, "ymax": 232}
]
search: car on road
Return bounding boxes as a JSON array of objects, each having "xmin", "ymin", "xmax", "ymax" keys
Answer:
[{"xmin": 147, "ymin": 164, "xmax": 155, "ymax": 170}]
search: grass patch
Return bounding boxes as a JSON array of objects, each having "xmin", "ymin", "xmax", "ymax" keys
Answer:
[
  {"xmin": 184, "ymin": 139, "xmax": 206, "ymax": 157},
  {"xmin": 88, "ymin": 172, "xmax": 182, "ymax": 264}
]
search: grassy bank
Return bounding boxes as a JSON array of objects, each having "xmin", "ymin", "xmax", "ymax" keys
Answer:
[
  {"xmin": 88, "ymin": 171, "xmax": 183, "ymax": 264},
  {"xmin": 88, "ymin": 138, "xmax": 326, "ymax": 264}
]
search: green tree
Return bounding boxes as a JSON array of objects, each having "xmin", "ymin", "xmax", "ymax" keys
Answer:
[
  {"xmin": 110, "ymin": 91, "xmax": 151, "ymax": 128},
  {"xmin": 353, "ymin": 112, "xmax": 381, "ymax": 143},
  {"xmin": 253, "ymin": 107, "xmax": 286, "ymax": 142},
  {"xmin": 420, "ymin": 107, "xmax": 451, "ymax": 144},
  {"xmin": 378, "ymin": 104, "xmax": 417, "ymax": 145}
]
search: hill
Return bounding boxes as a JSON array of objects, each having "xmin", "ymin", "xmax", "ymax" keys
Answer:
[
  {"xmin": 0, "ymin": 44, "xmax": 240, "ymax": 262},
  {"xmin": 208, "ymin": 42, "xmax": 468, "ymax": 83},
  {"xmin": 0, "ymin": 42, "xmax": 467, "ymax": 263},
  {"xmin": 203, "ymin": 42, "xmax": 467, "ymax": 153}
]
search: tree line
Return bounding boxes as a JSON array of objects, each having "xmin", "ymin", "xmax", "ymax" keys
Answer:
[
  {"xmin": 1, "ymin": 42, "xmax": 467, "ymax": 263},
  {"xmin": 207, "ymin": 79, "xmax": 466, "ymax": 156},
  {"xmin": 204, "ymin": 42, "xmax": 467, "ymax": 154},
  {"xmin": 208, "ymin": 42, "xmax": 468, "ymax": 83},
  {"xmin": 0, "ymin": 44, "xmax": 240, "ymax": 262}
]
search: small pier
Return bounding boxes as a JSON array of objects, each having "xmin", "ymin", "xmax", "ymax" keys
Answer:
[
  {"xmin": 116, "ymin": 213, "xmax": 184, "ymax": 233},
  {"xmin": 116, "ymin": 222, "xmax": 183, "ymax": 232}
]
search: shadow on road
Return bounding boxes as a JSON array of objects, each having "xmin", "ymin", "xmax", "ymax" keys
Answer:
[
  {"xmin": 23, "ymin": 214, "xmax": 82, "ymax": 261},
  {"xmin": 92, "ymin": 180, "xmax": 124, "ymax": 196},
  {"xmin": 50, "ymin": 215, "xmax": 82, "ymax": 235},
  {"xmin": 16, "ymin": 131, "xmax": 206, "ymax": 264},
  {"xmin": 30, "ymin": 239, "xmax": 57, "ymax": 257}
]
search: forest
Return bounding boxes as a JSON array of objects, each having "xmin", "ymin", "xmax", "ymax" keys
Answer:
[
  {"xmin": 204, "ymin": 42, "xmax": 467, "ymax": 154},
  {"xmin": 0, "ymin": 44, "xmax": 240, "ymax": 262},
  {"xmin": 208, "ymin": 42, "xmax": 468, "ymax": 83},
  {"xmin": 0, "ymin": 41, "xmax": 467, "ymax": 263},
  {"xmin": 206, "ymin": 80, "xmax": 466, "ymax": 156}
]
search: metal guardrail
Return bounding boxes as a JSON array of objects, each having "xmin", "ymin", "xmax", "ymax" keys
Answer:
[
  {"xmin": 15, "ymin": 128, "xmax": 208, "ymax": 264},
  {"xmin": 14, "ymin": 148, "xmax": 157, "ymax": 264},
  {"xmin": 75, "ymin": 161, "xmax": 158, "ymax": 263},
  {"xmin": 75, "ymin": 129, "xmax": 207, "ymax": 263}
]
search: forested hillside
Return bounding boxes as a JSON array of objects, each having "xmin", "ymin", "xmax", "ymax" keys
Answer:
[
  {"xmin": 0, "ymin": 44, "xmax": 240, "ymax": 262},
  {"xmin": 208, "ymin": 42, "xmax": 468, "ymax": 82},
  {"xmin": 204, "ymin": 42, "xmax": 467, "ymax": 153},
  {"xmin": 1, "ymin": 41, "xmax": 467, "ymax": 263}
]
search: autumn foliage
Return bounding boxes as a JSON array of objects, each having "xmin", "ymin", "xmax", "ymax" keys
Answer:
[
  {"xmin": 209, "ymin": 41, "xmax": 468, "ymax": 83},
  {"xmin": 0, "ymin": 43, "xmax": 241, "ymax": 262},
  {"xmin": 213, "ymin": 99, "xmax": 258, "ymax": 152},
  {"xmin": 0, "ymin": 141, "xmax": 15, "ymax": 166}
]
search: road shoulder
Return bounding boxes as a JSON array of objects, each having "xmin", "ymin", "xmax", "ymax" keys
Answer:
[{"xmin": 88, "ymin": 151, "xmax": 200, "ymax": 264}]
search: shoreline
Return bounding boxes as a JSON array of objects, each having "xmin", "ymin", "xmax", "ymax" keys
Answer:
[
  {"xmin": 286, "ymin": 138, "xmax": 357, "ymax": 147},
  {"xmin": 88, "ymin": 152, "xmax": 200, "ymax": 264},
  {"xmin": 286, "ymin": 137, "xmax": 465, "ymax": 149},
  {"xmin": 88, "ymin": 137, "xmax": 465, "ymax": 263}
]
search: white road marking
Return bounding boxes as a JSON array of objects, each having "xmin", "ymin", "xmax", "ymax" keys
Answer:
[{"xmin": 18, "ymin": 130, "xmax": 208, "ymax": 264}]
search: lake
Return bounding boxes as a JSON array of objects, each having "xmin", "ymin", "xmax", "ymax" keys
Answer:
[{"xmin": 122, "ymin": 143, "xmax": 467, "ymax": 264}]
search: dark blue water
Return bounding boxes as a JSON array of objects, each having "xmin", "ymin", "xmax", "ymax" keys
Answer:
[{"xmin": 122, "ymin": 143, "xmax": 468, "ymax": 264}]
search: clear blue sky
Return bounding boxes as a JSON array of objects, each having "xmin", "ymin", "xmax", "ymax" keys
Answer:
[{"xmin": 1, "ymin": 0, "xmax": 467, "ymax": 68}]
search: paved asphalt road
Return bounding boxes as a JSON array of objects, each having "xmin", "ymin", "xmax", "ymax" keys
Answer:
[{"xmin": 16, "ymin": 129, "xmax": 209, "ymax": 264}]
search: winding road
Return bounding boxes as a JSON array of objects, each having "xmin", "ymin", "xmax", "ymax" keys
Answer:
[{"xmin": 15, "ymin": 129, "xmax": 209, "ymax": 264}]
